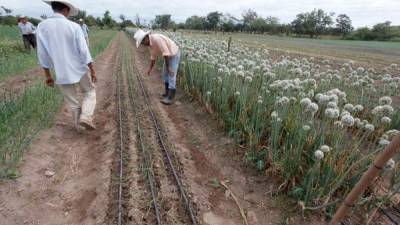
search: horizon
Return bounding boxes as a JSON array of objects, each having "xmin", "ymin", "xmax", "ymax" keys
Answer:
[{"xmin": 2, "ymin": 0, "xmax": 400, "ymax": 28}]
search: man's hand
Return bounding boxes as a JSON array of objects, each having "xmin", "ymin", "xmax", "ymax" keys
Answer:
[
  {"xmin": 90, "ymin": 70, "xmax": 97, "ymax": 83},
  {"xmin": 146, "ymin": 68, "xmax": 152, "ymax": 76},
  {"xmin": 46, "ymin": 77, "xmax": 54, "ymax": 87},
  {"xmin": 43, "ymin": 68, "xmax": 54, "ymax": 87},
  {"xmin": 87, "ymin": 62, "xmax": 97, "ymax": 83}
]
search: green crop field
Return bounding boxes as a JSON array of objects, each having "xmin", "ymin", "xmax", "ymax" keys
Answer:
[{"xmin": 0, "ymin": 27, "xmax": 116, "ymax": 179}]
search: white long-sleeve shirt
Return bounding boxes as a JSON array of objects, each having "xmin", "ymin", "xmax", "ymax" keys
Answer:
[
  {"xmin": 36, "ymin": 13, "xmax": 93, "ymax": 85},
  {"xmin": 18, "ymin": 22, "xmax": 36, "ymax": 35}
]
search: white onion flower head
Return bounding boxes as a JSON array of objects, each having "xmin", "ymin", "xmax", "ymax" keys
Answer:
[
  {"xmin": 306, "ymin": 103, "xmax": 319, "ymax": 114},
  {"xmin": 344, "ymin": 104, "xmax": 355, "ymax": 113},
  {"xmin": 206, "ymin": 91, "xmax": 212, "ymax": 96},
  {"xmin": 381, "ymin": 116, "xmax": 392, "ymax": 125},
  {"xmin": 364, "ymin": 123, "xmax": 375, "ymax": 132},
  {"xmin": 379, "ymin": 96, "xmax": 392, "ymax": 105},
  {"xmin": 327, "ymin": 102, "xmax": 338, "ymax": 109},
  {"xmin": 320, "ymin": 145, "xmax": 331, "ymax": 153},
  {"xmin": 300, "ymin": 98, "xmax": 312, "ymax": 108},
  {"xmin": 341, "ymin": 115, "xmax": 355, "ymax": 127},
  {"xmin": 314, "ymin": 150, "xmax": 324, "ymax": 160},
  {"xmin": 245, "ymin": 76, "xmax": 253, "ymax": 83},
  {"xmin": 379, "ymin": 138, "xmax": 390, "ymax": 146},
  {"xmin": 354, "ymin": 105, "xmax": 364, "ymax": 112},
  {"xmin": 385, "ymin": 158, "xmax": 396, "ymax": 171},
  {"xmin": 235, "ymin": 91, "xmax": 240, "ymax": 96},
  {"xmin": 382, "ymin": 105, "xmax": 394, "ymax": 116},
  {"xmin": 325, "ymin": 108, "xmax": 340, "ymax": 119},
  {"xmin": 302, "ymin": 125, "xmax": 311, "ymax": 132}
]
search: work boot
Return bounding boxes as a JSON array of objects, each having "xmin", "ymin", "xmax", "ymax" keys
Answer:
[
  {"xmin": 79, "ymin": 116, "xmax": 96, "ymax": 130},
  {"xmin": 161, "ymin": 89, "xmax": 176, "ymax": 105},
  {"xmin": 160, "ymin": 82, "xmax": 169, "ymax": 99}
]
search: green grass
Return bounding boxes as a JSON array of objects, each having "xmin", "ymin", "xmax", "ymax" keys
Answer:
[
  {"xmin": 0, "ymin": 82, "xmax": 63, "ymax": 179},
  {"xmin": 0, "ymin": 28, "xmax": 116, "ymax": 179},
  {"xmin": 0, "ymin": 26, "xmax": 116, "ymax": 82}
]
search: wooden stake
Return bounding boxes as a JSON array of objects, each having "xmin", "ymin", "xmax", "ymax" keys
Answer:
[
  {"xmin": 330, "ymin": 134, "xmax": 400, "ymax": 225},
  {"xmin": 228, "ymin": 36, "xmax": 232, "ymax": 52},
  {"xmin": 220, "ymin": 180, "xmax": 249, "ymax": 225}
]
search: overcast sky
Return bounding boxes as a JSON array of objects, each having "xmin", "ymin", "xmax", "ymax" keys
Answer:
[{"xmin": 3, "ymin": 0, "xmax": 400, "ymax": 28}]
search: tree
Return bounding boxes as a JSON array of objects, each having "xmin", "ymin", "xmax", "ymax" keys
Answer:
[
  {"xmin": 96, "ymin": 17, "xmax": 104, "ymax": 29},
  {"xmin": 102, "ymin": 10, "xmax": 113, "ymax": 28},
  {"xmin": 86, "ymin": 15, "xmax": 97, "ymax": 26},
  {"xmin": 119, "ymin": 14, "xmax": 126, "ymax": 30},
  {"xmin": 185, "ymin": 15, "xmax": 206, "ymax": 30},
  {"xmin": 206, "ymin": 11, "xmax": 222, "ymax": 31},
  {"xmin": 291, "ymin": 9, "xmax": 333, "ymax": 38},
  {"xmin": 242, "ymin": 9, "xmax": 258, "ymax": 29},
  {"xmin": 336, "ymin": 14, "xmax": 353, "ymax": 39},
  {"xmin": 221, "ymin": 13, "xmax": 239, "ymax": 32},
  {"xmin": 372, "ymin": 21, "xmax": 394, "ymax": 41},
  {"xmin": 1, "ymin": 6, "xmax": 12, "ymax": 15},
  {"xmin": 265, "ymin": 16, "xmax": 280, "ymax": 34},
  {"xmin": 154, "ymin": 14, "xmax": 171, "ymax": 29},
  {"xmin": 249, "ymin": 18, "xmax": 267, "ymax": 33},
  {"xmin": 70, "ymin": 10, "xmax": 87, "ymax": 23}
]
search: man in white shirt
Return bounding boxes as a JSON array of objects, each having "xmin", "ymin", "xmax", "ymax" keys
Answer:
[
  {"xmin": 79, "ymin": 18, "xmax": 90, "ymax": 46},
  {"xmin": 18, "ymin": 16, "xmax": 36, "ymax": 50},
  {"xmin": 36, "ymin": 0, "xmax": 97, "ymax": 131}
]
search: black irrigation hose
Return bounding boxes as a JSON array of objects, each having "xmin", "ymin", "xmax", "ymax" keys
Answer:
[
  {"xmin": 381, "ymin": 209, "xmax": 399, "ymax": 225},
  {"xmin": 116, "ymin": 51, "xmax": 124, "ymax": 225},
  {"xmin": 125, "ymin": 52, "xmax": 162, "ymax": 225},
  {"xmin": 132, "ymin": 56, "xmax": 198, "ymax": 225}
]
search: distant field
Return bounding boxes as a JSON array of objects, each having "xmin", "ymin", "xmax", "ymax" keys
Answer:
[
  {"xmin": 0, "ymin": 26, "xmax": 116, "ymax": 82},
  {"xmin": 181, "ymin": 31, "xmax": 400, "ymax": 71}
]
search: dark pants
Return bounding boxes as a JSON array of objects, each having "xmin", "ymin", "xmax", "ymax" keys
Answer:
[{"xmin": 22, "ymin": 34, "xmax": 36, "ymax": 50}]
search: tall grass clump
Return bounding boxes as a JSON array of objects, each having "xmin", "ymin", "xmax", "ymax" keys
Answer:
[
  {"xmin": 152, "ymin": 32, "xmax": 400, "ymax": 216},
  {"xmin": 0, "ymin": 82, "xmax": 63, "ymax": 179}
]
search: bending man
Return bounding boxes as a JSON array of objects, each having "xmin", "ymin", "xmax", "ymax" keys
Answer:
[{"xmin": 134, "ymin": 29, "xmax": 181, "ymax": 105}]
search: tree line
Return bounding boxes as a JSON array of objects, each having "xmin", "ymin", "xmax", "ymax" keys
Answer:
[
  {"xmin": 1, "ymin": 6, "xmax": 399, "ymax": 41},
  {"xmin": 151, "ymin": 9, "xmax": 400, "ymax": 41},
  {"xmin": 0, "ymin": 6, "xmax": 134, "ymax": 31}
]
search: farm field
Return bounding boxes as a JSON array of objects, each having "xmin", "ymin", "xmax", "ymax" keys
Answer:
[
  {"xmin": 182, "ymin": 31, "xmax": 400, "ymax": 72},
  {"xmin": 0, "ymin": 28, "xmax": 116, "ymax": 179},
  {"xmin": 0, "ymin": 27, "xmax": 399, "ymax": 225}
]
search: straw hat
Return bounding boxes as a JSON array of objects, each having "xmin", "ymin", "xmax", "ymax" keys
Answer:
[
  {"xmin": 43, "ymin": 0, "xmax": 79, "ymax": 17},
  {"xmin": 19, "ymin": 15, "xmax": 27, "ymax": 19},
  {"xmin": 133, "ymin": 29, "xmax": 151, "ymax": 48}
]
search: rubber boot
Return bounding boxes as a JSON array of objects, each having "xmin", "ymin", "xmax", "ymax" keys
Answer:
[
  {"xmin": 161, "ymin": 89, "xmax": 176, "ymax": 105},
  {"xmin": 160, "ymin": 82, "xmax": 169, "ymax": 99}
]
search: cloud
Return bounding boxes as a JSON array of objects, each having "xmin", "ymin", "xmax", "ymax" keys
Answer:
[{"xmin": 3, "ymin": 0, "xmax": 400, "ymax": 27}]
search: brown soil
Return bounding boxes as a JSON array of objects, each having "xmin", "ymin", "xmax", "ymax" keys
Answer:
[
  {"xmin": 0, "ymin": 34, "xmax": 120, "ymax": 225},
  {"xmin": 0, "ymin": 66, "xmax": 42, "ymax": 97}
]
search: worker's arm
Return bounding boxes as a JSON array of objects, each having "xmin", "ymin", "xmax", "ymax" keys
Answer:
[
  {"xmin": 76, "ymin": 28, "xmax": 96, "ymax": 82},
  {"xmin": 88, "ymin": 62, "xmax": 96, "ymax": 82},
  {"xmin": 43, "ymin": 68, "xmax": 54, "ymax": 87},
  {"xmin": 146, "ymin": 59, "xmax": 156, "ymax": 75},
  {"xmin": 164, "ymin": 56, "xmax": 174, "ymax": 76}
]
